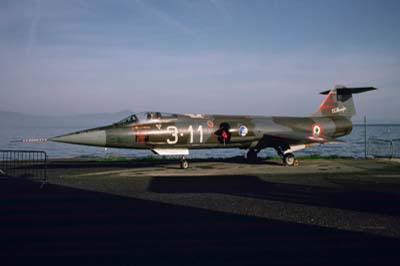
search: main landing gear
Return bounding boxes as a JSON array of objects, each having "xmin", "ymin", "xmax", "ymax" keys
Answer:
[
  {"xmin": 180, "ymin": 156, "xmax": 189, "ymax": 169},
  {"xmin": 283, "ymin": 153, "xmax": 299, "ymax": 166},
  {"xmin": 246, "ymin": 149, "xmax": 258, "ymax": 163},
  {"xmin": 276, "ymin": 148, "xmax": 299, "ymax": 167}
]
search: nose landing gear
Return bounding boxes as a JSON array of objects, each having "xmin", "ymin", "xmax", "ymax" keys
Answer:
[{"xmin": 180, "ymin": 156, "xmax": 189, "ymax": 169}]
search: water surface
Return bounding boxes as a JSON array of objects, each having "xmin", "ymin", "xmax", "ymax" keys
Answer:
[{"xmin": 1, "ymin": 124, "xmax": 399, "ymax": 159}]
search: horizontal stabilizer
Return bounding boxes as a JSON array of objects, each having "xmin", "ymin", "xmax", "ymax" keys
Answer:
[{"xmin": 320, "ymin": 86, "xmax": 377, "ymax": 95}]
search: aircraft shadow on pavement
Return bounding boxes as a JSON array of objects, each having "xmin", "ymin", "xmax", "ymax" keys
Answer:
[
  {"xmin": 148, "ymin": 175, "xmax": 400, "ymax": 217},
  {"xmin": 46, "ymin": 159, "xmax": 179, "ymax": 169},
  {"xmin": 1, "ymin": 177, "xmax": 399, "ymax": 265}
]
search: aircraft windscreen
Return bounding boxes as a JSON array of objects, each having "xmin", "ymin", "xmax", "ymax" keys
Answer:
[
  {"xmin": 117, "ymin": 112, "xmax": 178, "ymax": 124},
  {"xmin": 117, "ymin": 115, "xmax": 137, "ymax": 124}
]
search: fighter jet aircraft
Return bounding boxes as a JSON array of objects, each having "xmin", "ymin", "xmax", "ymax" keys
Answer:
[{"xmin": 21, "ymin": 85, "xmax": 376, "ymax": 168}]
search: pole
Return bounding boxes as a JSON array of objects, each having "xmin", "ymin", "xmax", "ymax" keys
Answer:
[{"xmin": 364, "ymin": 116, "xmax": 367, "ymax": 159}]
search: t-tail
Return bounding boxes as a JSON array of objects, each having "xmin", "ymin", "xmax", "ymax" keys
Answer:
[{"xmin": 313, "ymin": 85, "xmax": 377, "ymax": 118}]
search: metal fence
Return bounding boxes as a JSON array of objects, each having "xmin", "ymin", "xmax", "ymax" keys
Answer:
[
  {"xmin": 0, "ymin": 150, "xmax": 47, "ymax": 184},
  {"xmin": 367, "ymin": 138, "xmax": 400, "ymax": 158}
]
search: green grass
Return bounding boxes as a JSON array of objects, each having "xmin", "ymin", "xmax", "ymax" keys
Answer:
[
  {"xmin": 94, "ymin": 155, "xmax": 175, "ymax": 162},
  {"xmin": 296, "ymin": 154, "xmax": 353, "ymax": 160},
  {"xmin": 94, "ymin": 156, "xmax": 131, "ymax": 162},
  {"xmin": 260, "ymin": 154, "xmax": 354, "ymax": 160}
]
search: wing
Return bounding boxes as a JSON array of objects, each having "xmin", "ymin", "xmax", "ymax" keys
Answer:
[{"xmin": 258, "ymin": 131, "xmax": 342, "ymax": 149}]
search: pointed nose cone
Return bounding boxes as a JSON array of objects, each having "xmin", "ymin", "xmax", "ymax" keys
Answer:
[{"xmin": 50, "ymin": 129, "xmax": 106, "ymax": 147}]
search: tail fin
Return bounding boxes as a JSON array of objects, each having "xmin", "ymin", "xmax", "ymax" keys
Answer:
[{"xmin": 313, "ymin": 85, "xmax": 377, "ymax": 117}]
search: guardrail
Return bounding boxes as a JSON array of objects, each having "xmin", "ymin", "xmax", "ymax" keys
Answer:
[
  {"xmin": 367, "ymin": 138, "xmax": 400, "ymax": 158},
  {"xmin": 0, "ymin": 150, "xmax": 47, "ymax": 185}
]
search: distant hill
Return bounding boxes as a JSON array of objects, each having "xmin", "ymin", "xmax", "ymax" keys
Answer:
[
  {"xmin": 1, "ymin": 110, "xmax": 398, "ymax": 129},
  {"xmin": 0, "ymin": 110, "xmax": 133, "ymax": 128},
  {"xmin": 353, "ymin": 119, "xmax": 400, "ymax": 125}
]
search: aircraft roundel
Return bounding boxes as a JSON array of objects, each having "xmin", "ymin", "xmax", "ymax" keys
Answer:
[
  {"xmin": 239, "ymin": 125, "xmax": 248, "ymax": 137},
  {"xmin": 312, "ymin": 123, "xmax": 323, "ymax": 136}
]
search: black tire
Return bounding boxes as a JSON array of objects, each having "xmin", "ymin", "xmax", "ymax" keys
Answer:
[
  {"xmin": 283, "ymin": 153, "xmax": 296, "ymax": 166},
  {"xmin": 247, "ymin": 149, "xmax": 258, "ymax": 163},
  {"xmin": 180, "ymin": 160, "xmax": 189, "ymax": 169}
]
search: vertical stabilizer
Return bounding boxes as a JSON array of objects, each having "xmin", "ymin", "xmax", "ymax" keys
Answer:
[{"xmin": 313, "ymin": 85, "xmax": 377, "ymax": 117}]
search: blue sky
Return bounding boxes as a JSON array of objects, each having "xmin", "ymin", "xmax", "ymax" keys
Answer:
[{"xmin": 0, "ymin": 0, "xmax": 399, "ymax": 122}]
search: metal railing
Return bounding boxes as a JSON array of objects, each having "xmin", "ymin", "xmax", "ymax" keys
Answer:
[
  {"xmin": 0, "ymin": 150, "xmax": 47, "ymax": 184},
  {"xmin": 367, "ymin": 138, "xmax": 400, "ymax": 158}
]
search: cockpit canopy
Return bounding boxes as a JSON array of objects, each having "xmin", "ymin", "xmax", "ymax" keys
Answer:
[{"xmin": 117, "ymin": 112, "xmax": 178, "ymax": 124}]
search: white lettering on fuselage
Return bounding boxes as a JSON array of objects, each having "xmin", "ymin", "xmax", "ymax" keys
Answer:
[
  {"xmin": 167, "ymin": 125, "xmax": 204, "ymax": 144},
  {"xmin": 166, "ymin": 126, "xmax": 178, "ymax": 144},
  {"xmin": 331, "ymin": 106, "xmax": 347, "ymax": 114}
]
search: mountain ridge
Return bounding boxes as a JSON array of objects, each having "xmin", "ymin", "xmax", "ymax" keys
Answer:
[
  {"xmin": 0, "ymin": 110, "xmax": 133, "ymax": 128},
  {"xmin": 1, "ymin": 110, "xmax": 398, "ymax": 128}
]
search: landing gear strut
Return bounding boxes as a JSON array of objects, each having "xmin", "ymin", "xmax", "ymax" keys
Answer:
[
  {"xmin": 180, "ymin": 156, "xmax": 189, "ymax": 169},
  {"xmin": 246, "ymin": 149, "xmax": 258, "ymax": 163}
]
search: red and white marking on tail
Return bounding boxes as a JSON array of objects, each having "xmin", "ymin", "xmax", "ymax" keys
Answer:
[{"xmin": 318, "ymin": 90, "xmax": 337, "ymax": 111}]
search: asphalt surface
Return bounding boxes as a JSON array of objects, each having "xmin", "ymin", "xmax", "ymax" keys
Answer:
[{"xmin": 1, "ymin": 157, "xmax": 400, "ymax": 265}]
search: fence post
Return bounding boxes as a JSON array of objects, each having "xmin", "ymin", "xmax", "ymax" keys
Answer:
[
  {"xmin": 390, "ymin": 140, "xmax": 394, "ymax": 159},
  {"xmin": 364, "ymin": 116, "xmax": 367, "ymax": 159}
]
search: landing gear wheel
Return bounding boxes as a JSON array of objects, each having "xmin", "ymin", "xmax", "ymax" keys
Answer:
[
  {"xmin": 180, "ymin": 160, "xmax": 189, "ymax": 169},
  {"xmin": 180, "ymin": 156, "xmax": 189, "ymax": 169},
  {"xmin": 247, "ymin": 149, "xmax": 258, "ymax": 163},
  {"xmin": 283, "ymin": 153, "xmax": 296, "ymax": 166}
]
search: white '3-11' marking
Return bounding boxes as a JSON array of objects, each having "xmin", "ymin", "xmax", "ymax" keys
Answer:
[{"xmin": 167, "ymin": 125, "xmax": 203, "ymax": 144}]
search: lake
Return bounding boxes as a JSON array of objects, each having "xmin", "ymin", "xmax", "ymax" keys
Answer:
[{"xmin": 1, "ymin": 124, "xmax": 399, "ymax": 159}]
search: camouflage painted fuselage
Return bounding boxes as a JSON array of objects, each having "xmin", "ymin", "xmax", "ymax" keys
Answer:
[{"xmin": 50, "ymin": 113, "xmax": 352, "ymax": 152}]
